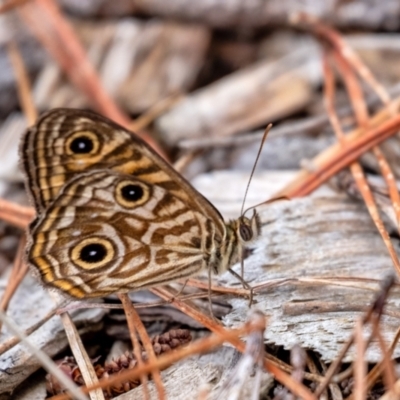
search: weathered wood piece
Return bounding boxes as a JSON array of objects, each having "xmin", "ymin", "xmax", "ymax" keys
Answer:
[
  {"xmin": 115, "ymin": 347, "xmax": 273, "ymax": 400},
  {"xmin": 7, "ymin": 374, "xmax": 47, "ymax": 400},
  {"xmin": 60, "ymin": 0, "xmax": 400, "ymax": 30},
  {"xmin": 192, "ymin": 170, "xmax": 400, "ymax": 362}
]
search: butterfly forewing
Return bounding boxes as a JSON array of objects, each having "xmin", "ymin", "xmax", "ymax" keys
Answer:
[{"xmin": 21, "ymin": 108, "xmax": 225, "ymax": 238}]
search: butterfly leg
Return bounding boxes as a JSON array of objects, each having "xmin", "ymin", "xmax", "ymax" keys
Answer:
[
  {"xmin": 166, "ymin": 279, "xmax": 189, "ymax": 303},
  {"xmin": 207, "ymin": 267, "xmax": 219, "ymax": 321},
  {"xmin": 56, "ymin": 301, "xmax": 125, "ymax": 313},
  {"xmin": 228, "ymin": 268, "xmax": 254, "ymax": 307}
]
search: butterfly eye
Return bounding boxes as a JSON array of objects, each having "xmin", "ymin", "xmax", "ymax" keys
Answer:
[
  {"xmin": 66, "ymin": 131, "xmax": 100, "ymax": 156},
  {"xmin": 71, "ymin": 237, "xmax": 114, "ymax": 270},
  {"xmin": 239, "ymin": 223, "xmax": 253, "ymax": 242},
  {"xmin": 115, "ymin": 180, "xmax": 149, "ymax": 208}
]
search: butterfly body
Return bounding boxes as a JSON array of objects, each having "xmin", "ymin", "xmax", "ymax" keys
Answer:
[{"xmin": 21, "ymin": 109, "xmax": 261, "ymax": 299}]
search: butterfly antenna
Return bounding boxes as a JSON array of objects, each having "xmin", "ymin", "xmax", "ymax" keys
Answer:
[{"xmin": 240, "ymin": 124, "xmax": 272, "ymax": 216}]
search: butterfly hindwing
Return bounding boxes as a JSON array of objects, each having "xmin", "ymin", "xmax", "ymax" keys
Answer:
[{"xmin": 28, "ymin": 170, "xmax": 211, "ymax": 298}]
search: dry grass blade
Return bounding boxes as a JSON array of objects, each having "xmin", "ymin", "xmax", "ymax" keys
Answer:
[
  {"xmin": 292, "ymin": 12, "xmax": 390, "ymax": 105},
  {"xmin": 263, "ymin": 352, "xmax": 323, "ymax": 384},
  {"xmin": 126, "ymin": 304, "xmax": 165, "ymax": 400},
  {"xmin": 310, "ymin": 357, "xmax": 340, "ymax": 400},
  {"xmin": 273, "ymin": 46, "xmax": 398, "ymax": 199},
  {"xmin": 296, "ymin": 13, "xmax": 400, "ymax": 233},
  {"xmin": 353, "ymin": 319, "xmax": 366, "ymax": 400},
  {"xmin": 365, "ymin": 283, "xmax": 397, "ymax": 394},
  {"xmin": 371, "ymin": 316, "xmax": 396, "ymax": 392},
  {"xmin": 0, "ymin": 198, "xmax": 34, "ymax": 228},
  {"xmin": 7, "ymin": 41, "xmax": 37, "ymax": 124},
  {"xmin": 127, "ymin": 307, "xmax": 165, "ymax": 400},
  {"xmin": 351, "ymin": 163, "xmax": 400, "ymax": 271},
  {"xmin": 315, "ymin": 276, "xmax": 395, "ymax": 397},
  {"xmin": 277, "ymin": 18, "xmax": 400, "ymax": 200},
  {"xmin": 333, "ymin": 49, "xmax": 400, "ymax": 276},
  {"xmin": 347, "ymin": 299, "xmax": 395, "ymax": 399},
  {"xmin": 118, "ymin": 294, "xmax": 150, "ymax": 400},
  {"xmin": 118, "ymin": 293, "xmax": 165, "ymax": 400},
  {"xmin": 323, "ymin": 52, "xmax": 400, "ymax": 277},
  {"xmin": 0, "ymin": 0, "xmax": 32, "ymax": 13},
  {"xmin": 264, "ymin": 355, "xmax": 314, "ymax": 398},
  {"xmin": 129, "ymin": 92, "xmax": 183, "ymax": 133},
  {"xmin": 290, "ymin": 345, "xmax": 307, "ymax": 384},
  {"xmin": 0, "ymin": 235, "xmax": 27, "ymax": 332},
  {"xmin": 276, "ymin": 112, "xmax": 400, "ymax": 198},
  {"xmin": 173, "ymin": 149, "xmax": 203, "ymax": 174},
  {"xmin": 357, "ymin": 327, "xmax": 400, "ymax": 398},
  {"xmin": 213, "ymin": 310, "xmax": 266, "ymax": 400},
  {"xmin": 17, "ymin": 0, "xmax": 129, "ymax": 126},
  {"xmin": 58, "ymin": 310, "xmax": 105, "ymax": 400},
  {"xmin": 328, "ymin": 26, "xmax": 400, "ymax": 257},
  {"xmin": 373, "ymin": 146, "xmax": 400, "ymax": 229}
]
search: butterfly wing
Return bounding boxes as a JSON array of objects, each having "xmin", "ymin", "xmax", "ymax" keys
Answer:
[
  {"xmin": 21, "ymin": 108, "xmax": 225, "ymax": 238},
  {"xmin": 28, "ymin": 170, "xmax": 215, "ymax": 298}
]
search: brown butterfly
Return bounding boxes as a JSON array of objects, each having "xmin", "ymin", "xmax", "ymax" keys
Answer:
[{"xmin": 20, "ymin": 108, "xmax": 260, "ymax": 299}]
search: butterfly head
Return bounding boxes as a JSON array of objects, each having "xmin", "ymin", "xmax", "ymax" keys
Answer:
[
  {"xmin": 217, "ymin": 209, "xmax": 261, "ymax": 274},
  {"xmin": 237, "ymin": 209, "xmax": 261, "ymax": 245}
]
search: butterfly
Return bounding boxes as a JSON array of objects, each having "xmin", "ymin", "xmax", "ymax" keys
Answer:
[{"xmin": 20, "ymin": 108, "xmax": 261, "ymax": 299}]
